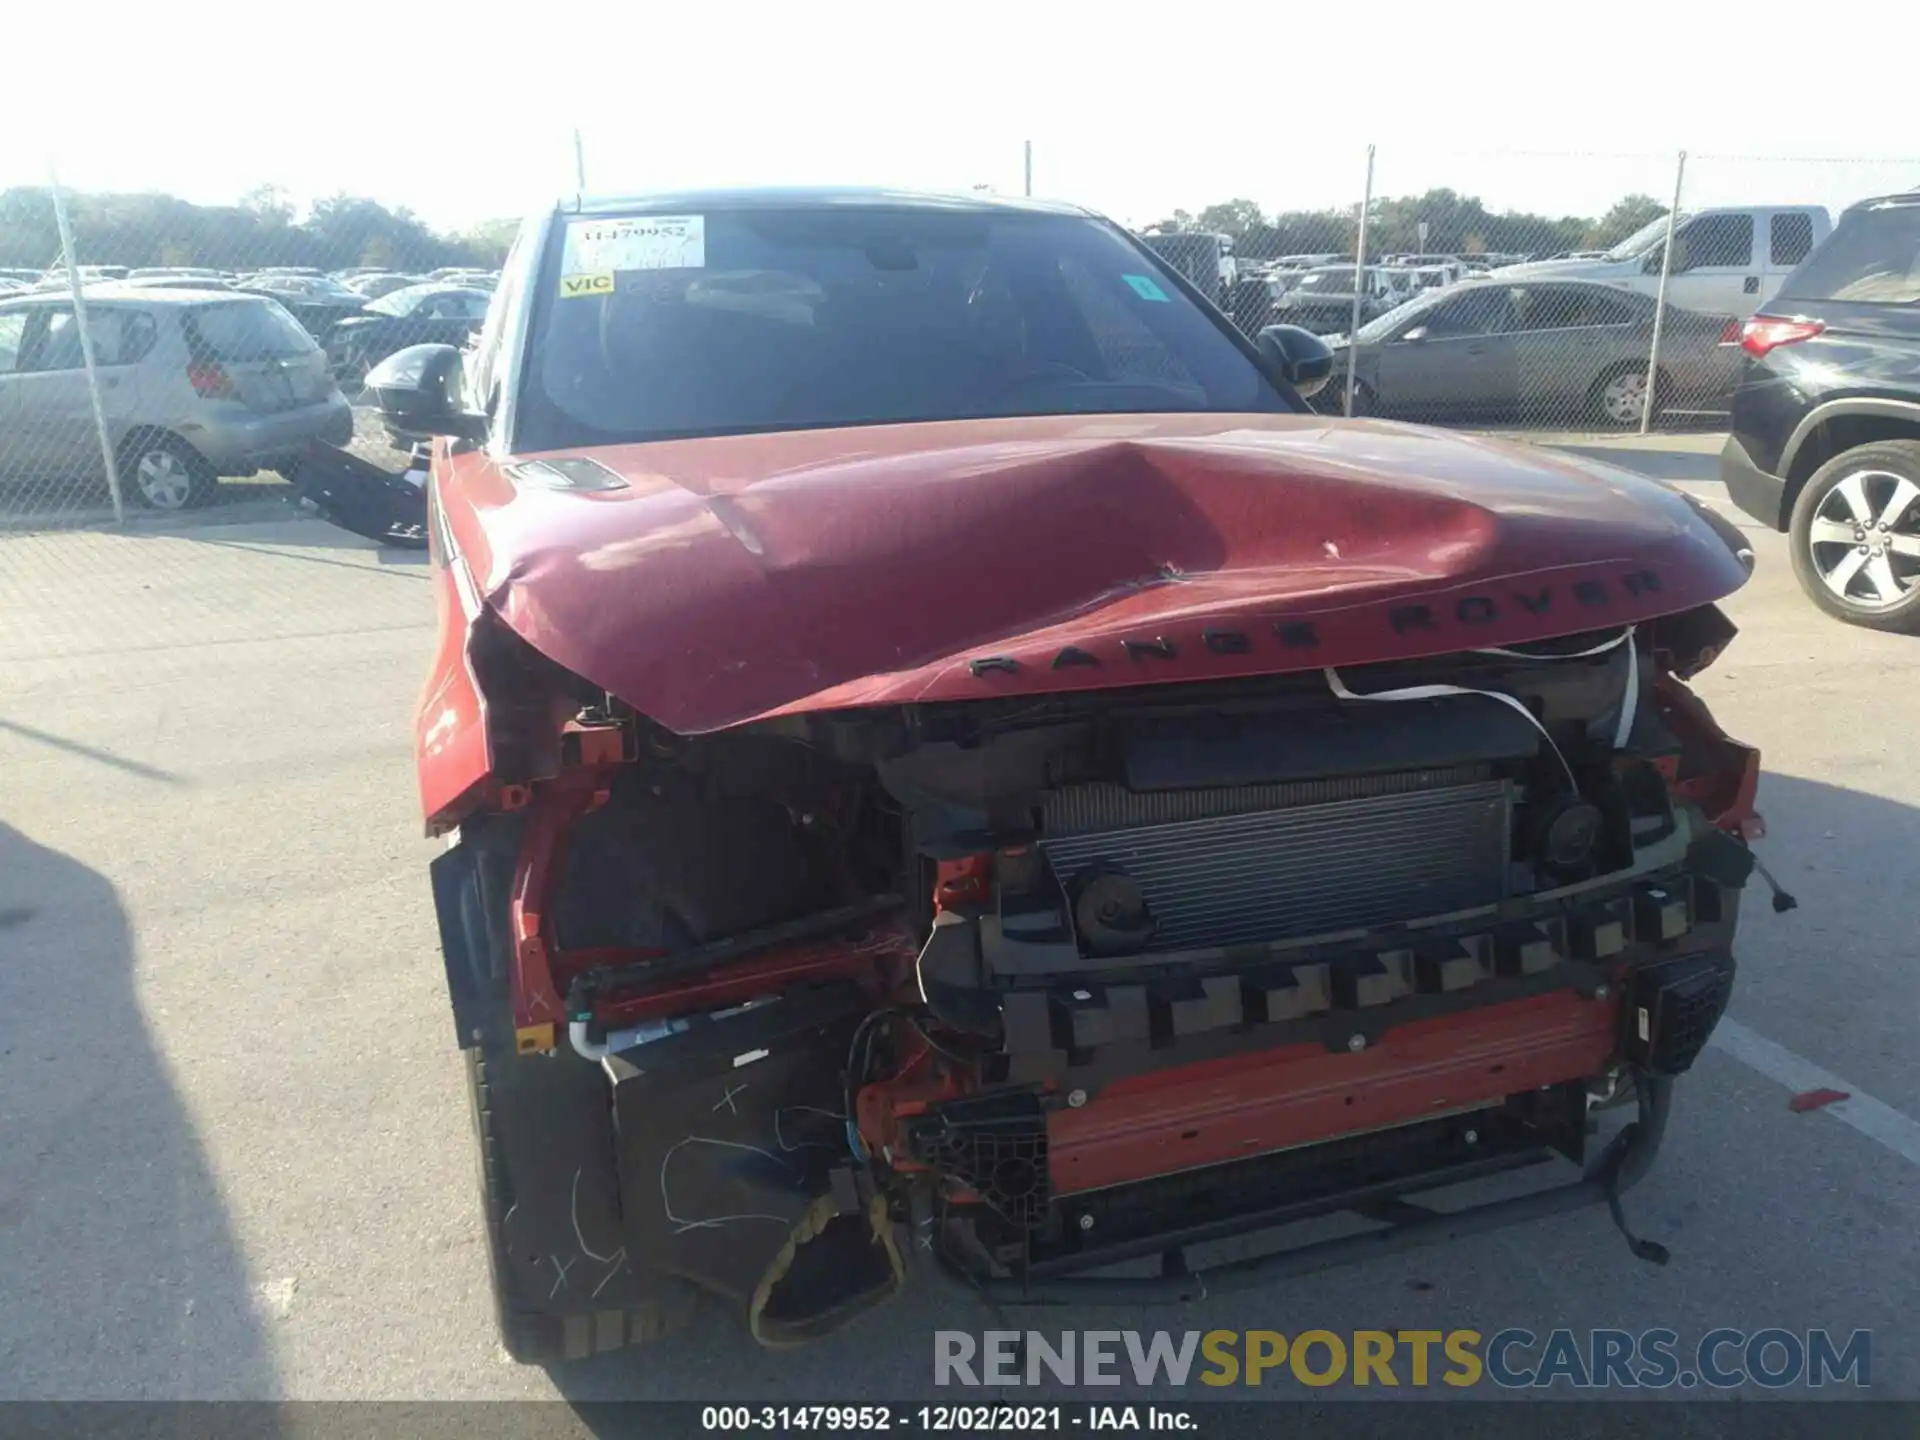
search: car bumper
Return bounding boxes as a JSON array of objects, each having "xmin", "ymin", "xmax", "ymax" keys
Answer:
[
  {"xmin": 183, "ymin": 394, "xmax": 355, "ymax": 474},
  {"xmin": 1719, "ymin": 433, "xmax": 1787, "ymax": 531}
]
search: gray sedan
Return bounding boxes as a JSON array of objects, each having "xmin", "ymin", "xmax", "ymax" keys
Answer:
[{"xmin": 1316, "ymin": 279, "xmax": 1740, "ymax": 428}]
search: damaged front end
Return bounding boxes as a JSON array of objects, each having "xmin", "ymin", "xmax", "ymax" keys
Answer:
[{"xmin": 429, "ymin": 600, "xmax": 1766, "ymax": 1359}]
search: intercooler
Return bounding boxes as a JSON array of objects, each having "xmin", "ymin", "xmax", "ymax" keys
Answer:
[{"xmin": 1038, "ymin": 766, "xmax": 1512, "ymax": 950}]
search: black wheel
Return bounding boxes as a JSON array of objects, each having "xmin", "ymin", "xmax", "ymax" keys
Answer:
[
  {"xmin": 1787, "ymin": 440, "xmax": 1920, "ymax": 632},
  {"xmin": 121, "ymin": 432, "xmax": 216, "ymax": 510},
  {"xmin": 1346, "ymin": 379, "xmax": 1378, "ymax": 418}
]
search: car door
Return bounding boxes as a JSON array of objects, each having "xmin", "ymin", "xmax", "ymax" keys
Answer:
[
  {"xmin": 0, "ymin": 307, "xmax": 29, "ymax": 478},
  {"xmin": 7, "ymin": 304, "xmax": 132, "ymax": 478},
  {"xmin": 1655, "ymin": 212, "xmax": 1758, "ymax": 316},
  {"xmin": 1372, "ymin": 285, "xmax": 1517, "ymax": 417},
  {"xmin": 1509, "ymin": 284, "xmax": 1646, "ymax": 423}
]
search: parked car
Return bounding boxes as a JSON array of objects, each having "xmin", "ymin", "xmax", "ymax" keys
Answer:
[
  {"xmin": 315, "ymin": 186, "xmax": 1758, "ymax": 1366},
  {"xmin": 1495, "ymin": 206, "xmax": 1831, "ymax": 319},
  {"xmin": 436, "ymin": 269, "xmax": 500, "ymax": 291},
  {"xmin": 1720, "ymin": 191, "xmax": 1920, "ymax": 630},
  {"xmin": 123, "ymin": 275, "xmax": 238, "ymax": 291},
  {"xmin": 1268, "ymin": 264, "xmax": 1410, "ymax": 334},
  {"xmin": 1318, "ymin": 278, "xmax": 1739, "ymax": 427},
  {"xmin": 1407, "ymin": 263, "xmax": 1463, "ymax": 292},
  {"xmin": 34, "ymin": 264, "xmax": 129, "ymax": 285},
  {"xmin": 343, "ymin": 272, "xmax": 426, "ymax": 300},
  {"xmin": 0, "ymin": 267, "xmax": 42, "ymax": 285},
  {"xmin": 0, "ymin": 287, "xmax": 352, "ymax": 508},
  {"xmin": 127, "ymin": 267, "xmax": 230, "ymax": 281},
  {"xmin": 232, "ymin": 274, "xmax": 370, "ymax": 342},
  {"xmin": 324, "ymin": 283, "xmax": 492, "ymax": 382},
  {"xmin": 1137, "ymin": 232, "xmax": 1236, "ymax": 305}
]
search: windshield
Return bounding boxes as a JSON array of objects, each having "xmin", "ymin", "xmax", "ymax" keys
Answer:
[
  {"xmin": 367, "ymin": 285, "xmax": 434, "ymax": 316},
  {"xmin": 1353, "ymin": 291, "xmax": 1438, "ymax": 343},
  {"xmin": 517, "ymin": 207, "xmax": 1292, "ymax": 449},
  {"xmin": 1603, "ymin": 213, "xmax": 1681, "ymax": 263}
]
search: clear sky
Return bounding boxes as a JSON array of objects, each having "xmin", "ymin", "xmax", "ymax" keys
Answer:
[{"xmin": 8, "ymin": 0, "xmax": 1916, "ymax": 233}]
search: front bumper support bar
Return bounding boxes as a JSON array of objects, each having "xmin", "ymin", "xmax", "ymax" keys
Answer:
[{"xmin": 930, "ymin": 1075, "xmax": 1671, "ymax": 1305}]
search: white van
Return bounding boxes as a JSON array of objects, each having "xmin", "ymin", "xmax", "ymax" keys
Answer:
[{"xmin": 1492, "ymin": 206, "xmax": 1832, "ymax": 317}]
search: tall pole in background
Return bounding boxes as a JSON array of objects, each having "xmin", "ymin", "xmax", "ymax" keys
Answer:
[
  {"xmin": 1640, "ymin": 149, "xmax": 1688, "ymax": 435},
  {"xmin": 48, "ymin": 162, "xmax": 125, "ymax": 525},
  {"xmin": 1343, "ymin": 144, "xmax": 1376, "ymax": 419},
  {"xmin": 1023, "ymin": 141, "xmax": 1033, "ymax": 197},
  {"xmin": 573, "ymin": 129, "xmax": 588, "ymax": 192}
]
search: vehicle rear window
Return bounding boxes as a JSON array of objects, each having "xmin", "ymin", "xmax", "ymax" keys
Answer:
[
  {"xmin": 1775, "ymin": 201, "xmax": 1920, "ymax": 306},
  {"xmin": 184, "ymin": 300, "xmax": 317, "ymax": 360},
  {"xmin": 517, "ymin": 207, "xmax": 1288, "ymax": 449}
]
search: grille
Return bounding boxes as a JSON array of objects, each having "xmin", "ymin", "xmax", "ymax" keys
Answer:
[{"xmin": 1039, "ymin": 778, "xmax": 1512, "ymax": 950}]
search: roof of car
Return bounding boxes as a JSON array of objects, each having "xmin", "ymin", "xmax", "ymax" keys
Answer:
[
  {"xmin": 1851, "ymin": 191, "xmax": 1920, "ymax": 210},
  {"xmin": 380, "ymin": 282, "xmax": 490, "ymax": 297},
  {"xmin": 566, "ymin": 186, "xmax": 1094, "ymax": 219},
  {"xmin": 61, "ymin": 284, "xmax": 270, "ymax": 305}
]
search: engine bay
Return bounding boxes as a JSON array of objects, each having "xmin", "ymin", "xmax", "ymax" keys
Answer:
[{"xmin": 435, "ymin": 613, "xmax": 1761, "ymax": 1345}]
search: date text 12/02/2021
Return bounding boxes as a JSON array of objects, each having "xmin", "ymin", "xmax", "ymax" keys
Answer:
[{"xmin": 701, "ymin": 1406, "xmax": 1193, "ymax": 1431}]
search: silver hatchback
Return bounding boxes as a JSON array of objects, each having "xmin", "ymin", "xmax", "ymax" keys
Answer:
[{"xmin": 0, "ymin": 286, "xmax": 353, "ymax": 510}]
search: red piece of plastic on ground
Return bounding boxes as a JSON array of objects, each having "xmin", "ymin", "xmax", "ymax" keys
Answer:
[{"xmin": 1788, "ymin": 1088, "xmax": 1850, "ymax": 1113}]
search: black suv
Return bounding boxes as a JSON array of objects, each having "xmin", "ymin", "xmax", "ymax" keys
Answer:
[{"xmin": 1721, "ymin": 192, "xmax": 1920, "ymax": 630}]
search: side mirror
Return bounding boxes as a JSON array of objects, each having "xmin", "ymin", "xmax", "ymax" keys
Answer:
[
  {"xmin": 365, "ymin": 343, "xmax": 485, "ymax": 442},
  {"xmin": 1256, "ymin": 323, "xmax": 1334, "ymax": 399},
  {"xmin": 1400, "ymin": 326, "xmax": 1428, "ymax": 343}
]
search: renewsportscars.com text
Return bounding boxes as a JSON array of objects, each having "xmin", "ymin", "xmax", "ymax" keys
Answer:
[{"xmin": 933, "ymin": 1328, "xmax": 1870, "ymax": 1390}]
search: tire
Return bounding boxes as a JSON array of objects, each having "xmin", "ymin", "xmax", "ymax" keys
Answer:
[
  {"xmin": 1786, "ymin": 440, "xmax": 1920, "ymax": 632},
  {"xmin": 1347, "ymin": 380, "xmax": 1377, "ymax": 418},
  {"xmin": 1589, "ymin": 364, "xmax": 1658, "ymax": 430},
  {"xmin": 122, "ymin": 432, "xmax": 216, "ymax": 511}
]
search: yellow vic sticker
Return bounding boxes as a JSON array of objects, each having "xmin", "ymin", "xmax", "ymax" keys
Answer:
[{"xmin": 559, "ymin": 272, "xmax": 614, "ymax": 299}]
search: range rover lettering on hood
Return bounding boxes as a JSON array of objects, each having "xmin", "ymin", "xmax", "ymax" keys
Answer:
[
  {"xmin": 967, "ymin": 567, "xmax": 1664, "ymax": 677},
  {"xmin": 445, "ymin": 413, "xmax": 1751, "ymax": 734}
]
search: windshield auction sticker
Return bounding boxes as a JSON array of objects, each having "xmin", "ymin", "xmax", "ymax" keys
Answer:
[{"xmin": 560, "ymin": 215, "xmax": 705, "ymax": 295}]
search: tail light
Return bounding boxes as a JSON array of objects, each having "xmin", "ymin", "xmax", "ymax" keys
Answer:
[
  {"xmin": 1717, "ymin": 318, "xmax": 1742, "ymax": 345},
  {"xmin": 1740, "ymin": 316, "xmax": 1825, "ymax": 359},
  {"xmin": 187, "ymin": 360, "xmax": 236, "ymax": 398}
]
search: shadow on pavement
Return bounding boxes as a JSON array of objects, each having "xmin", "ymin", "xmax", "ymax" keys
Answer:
[{"xmin": 0, "ymin": 823, "xmax": 277, "ymax": 1399}]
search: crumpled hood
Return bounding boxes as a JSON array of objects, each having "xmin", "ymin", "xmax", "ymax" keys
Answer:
[{"xmin": 438, "ymin": 413, "xmax": 1750, "ymax": 734}]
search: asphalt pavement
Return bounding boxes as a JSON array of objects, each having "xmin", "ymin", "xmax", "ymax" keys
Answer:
[{"xmin": 1, "ymin": 432, "xmax": 1915, "ymax": 1404}]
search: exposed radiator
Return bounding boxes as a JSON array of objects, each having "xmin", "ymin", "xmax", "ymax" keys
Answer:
[
  {"xmin": 1040, "ymin": 763, "xmax": 1494, "ymax": 837},
  {"xmin": 1038, "ymin": 777, "xmax": 1512, "ymax": 950}
]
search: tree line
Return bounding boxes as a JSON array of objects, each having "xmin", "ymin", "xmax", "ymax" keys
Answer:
[
  {"xmin": 1146, "ymin": 189, "xmax": 1669, "ymax": 258},
  {"xmin": 0, "ymin": 185, "xmax": 515, "ymax": 273}
]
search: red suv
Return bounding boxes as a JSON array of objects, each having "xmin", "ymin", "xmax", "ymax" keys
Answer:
[{"xmin": 347, "ymin": 189, "xmax": 1761, "ymax": 1362}]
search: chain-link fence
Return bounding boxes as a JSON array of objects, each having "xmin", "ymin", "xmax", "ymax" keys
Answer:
[
  {"xmin": 1136, "ymin": 148, "xmax": 1919, "ymax": 434},
  {"xmin": 5, "ymin": 147, "xmax": 1918, "ymax": 532},
  {"xmin": 0, "ymin": 178, "xmax": 503, "ymax": 530}
]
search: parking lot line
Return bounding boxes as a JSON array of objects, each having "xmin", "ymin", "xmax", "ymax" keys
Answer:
[{"xmin": 1711, "ymin": 1018, "xmax": 1920, "ymax": 1169}]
